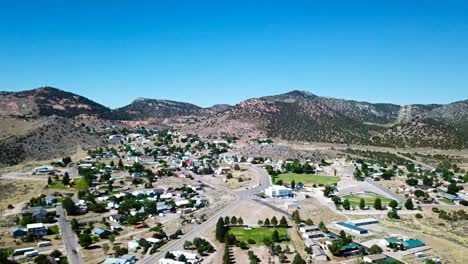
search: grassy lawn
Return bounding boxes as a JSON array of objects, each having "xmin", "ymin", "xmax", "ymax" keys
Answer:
[
  {"xmin": 228, "ymin": 227, "xmax": 287, "ymax": 244},
  {"xmin": 274, "ymin": 173, "xmax": 340, "ymax": 186},
  {"xmin": 48, "ymin": 181, "xmax": 68, "ymax": 189},
  {"xmin": 49, "ymin": 178, "xmax": 89, "ymax": 191},
  {"xmin": 72, "ymin": 178, "xmax": 90, "ymax": 191},
  {"xmin": 340, "ymin": 191, "xmax": 393, "ymax": 206}
]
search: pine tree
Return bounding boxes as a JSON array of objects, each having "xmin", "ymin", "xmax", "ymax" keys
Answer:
[
  {"xmin": 291, "ymin": 210, "xmax": 301, "ymax": 224},
  {"xmin": 343, "ymin": 199, "xmax": 351, "ymax": 210},
  {"xmin": 271, "ymin": 216, "xmax": 278, "ymax": 226},
  {"xmin": 359, "ymin": 198, "xmax": 366, "ymax": 209},
  {"xmin": 279, "ymin": 216, "xmax": 288, "ymax": 227},
  {"xmin": 216, "ymin": 217, "xmax": 226, "ymax": 242},
  {"xmin": 374, "ymin": 198, "xmax": 382, "ymax": 210},
  {"xmin": 272, "ymin": 230, "xmax": 280, "ymax": 242}
]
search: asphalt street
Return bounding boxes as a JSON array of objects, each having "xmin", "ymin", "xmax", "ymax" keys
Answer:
[{"xmin": 141, "ymin": 164, "xmax": 271, "ymax": 263}]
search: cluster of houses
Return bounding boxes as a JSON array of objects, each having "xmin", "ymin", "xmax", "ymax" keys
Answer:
[
  {"xmin": 398, "ymin": 184, "xmax": 467, "ymax": 205},
  {"xmin": 12, "ymin": 223, "xmax": 48, "ymax": 238},
  {"xmin": 298, "ymin": 225, "xmax": 329, "ymax": 261}
]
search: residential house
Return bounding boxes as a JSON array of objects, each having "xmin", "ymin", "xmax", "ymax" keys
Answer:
[
  {"xmin": 11, "ymin": 227, "xmax": 28, "ymax": 238},
  {"xmin": 27, "ymin": 223, "xmax": 48, "ymax": 237},
  {"xmin": 103, "ymin": 254, "xmax": 136, "ymax": 264},
  {"xmin": 170, "ymin": 251, "xmax": 200, "ymax": 264},
  {"xmin": 363, "ymin": 254, "xmax": 387, "ymax": 263},
  {"xmin": 92, "ymin": 227, "xmax": 112, "ymax": 238},
  {"xmin": 136, "ymin": 155, "xmax": 154, "ymax": 164},
  {"xmin": 311, "ymin": 246, "xmax": 328, "ymax": 261},
  {"xmin": 31, "ymin": 209, "xmax": 48, "ymax": 221},
  {"xmin": 44, "ymin": 196, "xmax": 57, "ymax": 205},
  {"xmin": 159, "ymin": 259, "xmax": 184, "ymax": 264},
  {"xmin": 109, "ymin": 214, "xmax": 123, "ymax": 223}
]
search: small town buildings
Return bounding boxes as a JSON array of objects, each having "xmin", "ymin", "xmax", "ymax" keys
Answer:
[
  {"xmin": 159, "ymin": 259, "xmax": 184, "ymax": 264},
  {"xmin": 11, "ymin": 227, "xmax": 28, "ymax": 238},
  {"xmin": 215, "ymin": 166, "xmax": 231, "ymax": 176},
  {"xmin": 311, "ymin": 246, "xmax": 328, "ymax": 261},
  {"xmin": 384, "ymin": 237, "xmax": 426, "ymax": 250},
  {"xmin": 136, "ymin": 155, "xmax": 155, "ymax": 164},
  {"xmin": 92, "ymin": 227, "xmax": 112, "ymax": 238},
  {"xmin": 109, "ymin": 214, "xmax": 123, "ymax": 223},
  {"xmin": 265, "ymin": 186, "xmax": 293, "ymax": 198},
  {"xmin": 170, "ymin": 251, "xmax": 200, "ymax": 264},
  {"xmin": 128, "ymin": 240, "xmax": 140, "ymax": 251},
  {"xmin": 31, "ymin": 208, "xmax": 48, "ymax": 221},
  {"xmin": 103, "ymin": 254, "xmax": 136, "ymax": 264},
  {"xmin": 27, "ymin": 223, "xmax": 48, "ymax": 237},
  {"xmin": 363, "ymin": 254, "xmax": 387, "ymax": 263},
  {"xmin": 44, "ymin": 195, "xmax": 57, "ymax": 205}
]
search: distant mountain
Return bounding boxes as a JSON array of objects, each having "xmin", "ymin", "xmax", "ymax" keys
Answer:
[
  {"xmin": 101, "ymin": 98, "xmax": 231, "ymax": 120},
  {"xmin": 185, "ymin": 90, "xmax": 468, "ymax": 148},
  {"xmin": 0, "ymin": 87, "xmax": 109, "ymax": 118},
  {"xmin": 1, "ymin": 87, "xmax": 467, "ymax": 149}
]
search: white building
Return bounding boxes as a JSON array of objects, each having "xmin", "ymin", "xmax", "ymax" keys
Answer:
[
  {"xmin": 159, "ymin": 259, "xmax": 184, "ymax": 264},
  {"xmin": 265, "ymin": 186, "xmax": 293, "ymax": 198},
  {"xmin": 171, "ymin": 251, "xmax": 200, "ymax": 263},
  {"xmin": 136, "ymin": 155, "xmax": 155, "ymax": 164}
]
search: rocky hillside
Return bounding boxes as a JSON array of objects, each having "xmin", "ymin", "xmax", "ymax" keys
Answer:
[
  {"xmin": 0, "ymin": 87, "xmax": 109, "ymax": 118},
  {"xmin": 1, "ymin": 87, "xmax": 467, "ymax": 149},
  {"xmin": 100, "ymin": 98, "xmax": 230, "ymax": 120},
  {"xmin": 185, "ymin": 91, "xmax": 468, "ymax": 148},
  {"xmin": 0, "ymin": 116, "xmax": 105, "ymax": 166}
]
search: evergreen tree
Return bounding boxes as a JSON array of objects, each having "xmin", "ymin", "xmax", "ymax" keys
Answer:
[
  {"xmin": 389, "ymin": 200, "xmax": 398, "ymax": 209},
  {"xmin": 343, "ymin": 199, "xmax": 351, "ymax": 210},
  {"xmin": 271, "ymin": 216, "xmax": 278, "ymax": 226},
  {"xmin": 216, "ymin": 217, "xmax": 227, "ymax": 242},
  {"xmin": 291, "ymin": 210, "xmax": 301, "ymax": 224},
  {"xmin": 405, "ymin": 198, "xmax": 414, "ymax": 210},
  {"xmin": 292, "ymin": 254, "xmax": 306, "ymax": 264},
  {"xmin": 373, "ymin": 198, "xmax": 382, "ymax": 210},
  {"xmin": 272, "ymin": 230, "xmax": 280, "ymax": 242},
  {"xmin": 62, "ymin": 172, "xmax": 70, "ymax": 185},
  {"xmin": 359, "ymin": 198, "xmax": 366, "ymax": 209},
  {"xmin": 279, "ymin": 216, "xmax": 288, "ymax": 226}
]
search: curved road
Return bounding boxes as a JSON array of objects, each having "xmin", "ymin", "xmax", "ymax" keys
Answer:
[{"xmin": 141, "ymin": 164, "xmax": 271, "ymax": 263}]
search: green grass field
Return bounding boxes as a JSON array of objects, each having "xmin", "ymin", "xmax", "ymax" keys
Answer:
[
  {"xmin": 72, "ymin": 178, "xmax": 90, "ymax": 191},
  {"xmin": 48, "ymin": 181, "xmax": 68, "ymax": 189},
  {"xmin": 49, "ymin": 178, "xmax": 89, "ymax": 191},
  {"xmin": 228, "ymin": 227, "xmax": 287, "ymax": 244},
  {"xmin": 274, "ymin": 173, "xmax": 340, "ymax": 186},
  {"xmin": 340, "ymin": 192, "xmax": 393, "ymax": 206}
]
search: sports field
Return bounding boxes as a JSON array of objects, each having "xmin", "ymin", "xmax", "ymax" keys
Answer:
[
  {"xmin": 340, "ymin": 191, "xmax": 393, "ymax": 206},
  {"xmin": 274, "ymin": 173, "xmax": 339, "ymax": 186},
  {"xmin": 228, "ymin": 227, "xmax": 287, "ymax": 244}
]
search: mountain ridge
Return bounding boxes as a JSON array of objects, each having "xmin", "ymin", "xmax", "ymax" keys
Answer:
[{"xmin": 1, "ymin": 87, "xmax": 468, "ymax": 148}]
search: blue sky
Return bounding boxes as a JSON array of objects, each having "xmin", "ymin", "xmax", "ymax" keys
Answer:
[{"xmin": 0, "ymin": 1, "xmax": 467, "ymax": 108}]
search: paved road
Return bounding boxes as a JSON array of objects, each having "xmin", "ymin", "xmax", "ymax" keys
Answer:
[
  {"xmin": 141, "ymin": 164, "xmax": 271, "ymax": 263},
  {"xmin": 56, "ymin": 205, "xmax": 84, "ymax": 264},
  {"xmin": 365, "ymin": 178, "xmax": 403, "ymax": 203}
]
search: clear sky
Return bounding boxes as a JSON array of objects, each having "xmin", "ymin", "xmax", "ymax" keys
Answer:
[{"xmin": 1, "ymin": 1, "xmax": 467, "ymax": 108}]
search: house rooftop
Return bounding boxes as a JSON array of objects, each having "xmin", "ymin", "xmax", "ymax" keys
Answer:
[
  {"xmin": 27, "ymin": 223, "xmax": 46, "ymax": 229},
  {"xmin": 403, "ymin": 239, "xmax": 425, "ymax": 249}
]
